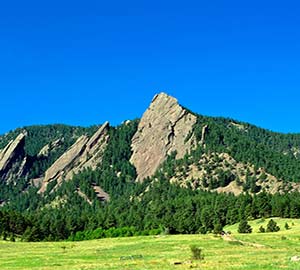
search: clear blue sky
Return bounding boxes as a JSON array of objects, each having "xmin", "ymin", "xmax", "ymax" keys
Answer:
[{"xmin": 0, "ymin": 1, "xmax": 299, "ymax": 134}]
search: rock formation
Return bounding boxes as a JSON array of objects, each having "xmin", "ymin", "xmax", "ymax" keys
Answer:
[
  {"xmin": 200, "ymin": 125, "xmax": 208, "ymax": 146},
  {"xmin": 0, "ymin": 133, "xmax": 28, "ymax": 182},
  {"xmin": 39, "ymin": 122, "xmax": 110, "ymax": 193},
  {"xmin": 130, "ymin": 92, "xmax": 197, "ymax": 181},
  {"xmin": 38, "ymin": 139, "xmax": 63, "ymax": 157},
  {"xmin": 93, "ymin": 185, "xmax": 110, "ymax": 202}
]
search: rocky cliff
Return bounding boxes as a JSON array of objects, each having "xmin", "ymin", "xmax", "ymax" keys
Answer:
[
  {"xmin": 130, "ymin": 93, "xmax": 197, "ymax": 181},
  {"xmin": 39, "ymin": 122, "xmax": 110, "ymax": 193},
  {"xmin": 0, "ymin": 133, "xmax": 28, "ymax": 183}
]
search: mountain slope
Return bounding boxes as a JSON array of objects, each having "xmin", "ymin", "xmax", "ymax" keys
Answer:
[
  {"xmin": 1, "ymin": 92, "xmax": 300, "ymax": 201},
  {"xmin": 1, "ymin": 92, "xmax": 300, "ymax": 241}
]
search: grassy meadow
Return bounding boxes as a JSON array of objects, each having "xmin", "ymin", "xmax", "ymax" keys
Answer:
[{"xmin": 1, "ymin": 218, "xmax": 300, "ymax": 270}]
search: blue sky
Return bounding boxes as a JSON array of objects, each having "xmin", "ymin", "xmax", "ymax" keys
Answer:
[{"xmin": 0, "ymin": 1, "xmax": 299, "ymax": 134}]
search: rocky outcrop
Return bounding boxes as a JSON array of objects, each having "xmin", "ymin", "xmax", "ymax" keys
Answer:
[
  {"xmin": 93, "ymin": 185, "xmax": 110, "ymax": 202},
  {"xmin": 0, "ymin": 133, "xmax": 28, "ymax": 182},
  {"xmin": 39, "ymin": 122, "xmax": 110, "ymax": 193},
  {"xmin": 39, "ymin": 135, "xmax": 89, "ymax": 192},
  {"xmin": 130, "ymin": 93, "xmax": 197, "ymax": 181},
  {"xmin": 200, "ymin": 125, "xmax": 208, "ymax": 146},
  {"xmin": 0, "ymin": 133, "xmax": 26, "ymax": 172},
  {"xmin": 38, "ymin": 139, "xmax": 63, "ymax": 157},
  {"xmin": 168, "ymin": 151, "xmax": 300, "ymax": 195}
]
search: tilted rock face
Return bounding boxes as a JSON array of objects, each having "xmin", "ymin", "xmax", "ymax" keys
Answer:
[
  {"xmin": 40, "ymin": 135, "xmax": 89, "ymax": 191},
  {"xmin": 130, "ymin": 93, "xmax": 197, "ymax": 181},
  {"xmin": 64, "ymin": 122, "xmax": 110, "ymax": 178},
  {"xmin": 0, "ymin": 133, "xmax": 26, "ymax": 172},
  {"xmin": 0, "ymin": 133, "xmax": 28, "ymax": 182},
  {"xmin": 38, "ymin": 139, "xmax": 63, "ymax": 157},
  {"xmin": 39, "ymin": 122, "xmax": 110, "ymax": 193}
]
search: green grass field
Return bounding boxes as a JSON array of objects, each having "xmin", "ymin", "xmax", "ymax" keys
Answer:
[{"xmin": 1, "ymin": 218, "xmax": 300, "ymax": 270}]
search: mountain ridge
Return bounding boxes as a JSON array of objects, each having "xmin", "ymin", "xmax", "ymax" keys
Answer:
[
  {"xmin": 1, "ymin": 92, "xmax": 300, "ymax": 241},
  {"xmin": 1, "ymin": 92, "xmax": 300, "ymax": 197}
]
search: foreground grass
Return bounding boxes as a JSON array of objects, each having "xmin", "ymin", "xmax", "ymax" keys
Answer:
[{"xmin": 1, "ymin": 218, "xmax": 300, "ymax": 270}]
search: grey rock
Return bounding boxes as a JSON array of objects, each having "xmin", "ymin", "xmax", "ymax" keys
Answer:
[
  {"xmin": 130, "ymin": 93, "xmax": 197, "ymax": 181},
  {"xmin": 39, "ymin": 122, "xmax": 110, "ymax": 193},
  {"xmin": 0, "ymin": 133, "xmax": 28, "ymax": 182}
]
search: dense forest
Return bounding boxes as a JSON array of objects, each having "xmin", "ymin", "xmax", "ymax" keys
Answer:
[
  {"xmin": 1, "ymin": 111, "xmax": 300, "ymax": 242},
  {"xmin": 1, "ymin": 173, "xmax": 300, "ymax": 241}
]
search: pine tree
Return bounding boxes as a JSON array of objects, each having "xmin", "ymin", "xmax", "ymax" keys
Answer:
[
  {"xmin": 266, "ymin": 219, "xmax": 280, "ymax": 232},
  {"xmin": 238, "ymin": 219, "xmax": 252, "ymax": 233},
  {"xmin": 259, "ymin": 225, "xmax": 265, "ymax": 233}
]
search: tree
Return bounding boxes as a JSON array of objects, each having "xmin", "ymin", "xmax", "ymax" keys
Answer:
[
  {"xmin": 21, "ymin": 226, "xmax": 42, "ymax": 242},
  {"xmin": 213, "ymin": 222, "xmax": 223, "ymax": 235},
  {"xmin": 284, "ymin": 222, "xmax": 290, "ymax": 230},
  {"xmin": 200, "ymin": 206, "xmax": 214, "ymax": 233},
  {"xmin": 266, "ymin": 219, "xmax": 280, "ymax": 232},
  {"xmin": 259, "ymin": 225, "xmax": 265, "ymax": 233},
  {"xmin": 238, "ymin": 219, "xmax": 252, "ymax": 233}
]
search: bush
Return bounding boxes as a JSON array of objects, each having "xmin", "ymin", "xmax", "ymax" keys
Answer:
[
  {"xmin": 285, "ymin": 222, "xmax": 290, "ymax": 230},
  {"xmin": 259, "ymin": 226, "xmax": 265, "ymax": 233},
  {"xmin": 198, "ymin": 226, "xmax": 208, "ymax": 234},
  {"xmin": 149, "ymin": 228, "xmax": 162, "ymax": 235},
  {"xmin": 190, "ymin": 245, "xmax": 204, "ymax": 260}
]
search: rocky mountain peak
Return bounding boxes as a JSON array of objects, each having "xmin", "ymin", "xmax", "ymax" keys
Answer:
[
  {"xmin": 130, "ymin": 92, "xmax": 197, "ymax": 181},
  {"xmin": 151, "ymin": 91, "xmax": 177, "ymax": 104}
]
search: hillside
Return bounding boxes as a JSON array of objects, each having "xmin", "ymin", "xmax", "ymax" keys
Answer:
[{"xmin": 1, "ymin": 92, "xmax": 300, "ymax": 241}]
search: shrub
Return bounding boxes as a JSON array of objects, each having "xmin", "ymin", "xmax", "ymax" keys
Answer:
[
  {"xmin": 285, "ymin": 222, "xmax": 290, "ymax": 230},
  {"xmin": 259, "ymin": 226, "xmax": 265, "ymax": 233},
  {"xmin": 190, "ymin": 245, "xmax": 204, "ymax": 260},
  {"xmin": 198, "ymin": 226, "xmax": 208, "ymax": 234}
]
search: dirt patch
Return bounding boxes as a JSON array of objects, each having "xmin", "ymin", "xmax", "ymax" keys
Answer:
[{"xmin": 222, "ymin": 234, "xmax": 265, "ymax": 248}]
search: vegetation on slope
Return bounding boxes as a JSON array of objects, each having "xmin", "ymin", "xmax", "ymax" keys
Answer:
[
  {"xmin": 1, "ymin": 113, "xmax": 300, "ymax": 242},
  {"xmin": 193, "ymin": 115, "xmax": 300, "ymax": 182}
]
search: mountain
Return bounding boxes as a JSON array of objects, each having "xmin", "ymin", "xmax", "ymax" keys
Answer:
[
  {"xmin": 1, "ymin": 92, "xmax": 300, "ymax": 196},
  {"xmin": 1, "ymin": 92, "xmax": 300, "ymax": 241}
]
